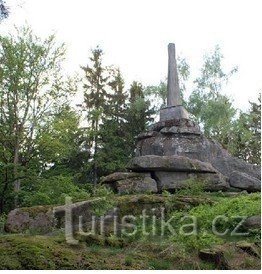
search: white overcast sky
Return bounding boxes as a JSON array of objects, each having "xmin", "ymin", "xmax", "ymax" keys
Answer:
[{"xmin": 1, "ymin": 0, "xmax": 262, "ymax": 111}]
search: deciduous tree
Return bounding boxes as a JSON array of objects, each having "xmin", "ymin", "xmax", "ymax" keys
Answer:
[{"xmin": 0, "ymin": 26, "xmax": 72, "ymax": 211}]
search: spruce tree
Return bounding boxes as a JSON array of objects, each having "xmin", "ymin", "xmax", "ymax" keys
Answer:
[
  {"xmin": 106, "ymin": 68, "xmax": 127, "ymax": 120},
  {"xmin": 96, "ymin": 68, "xmax": 128, "ymax": 176},
  {"xmin": 125, "ymin": 81, "xmax": 154, "ymax": 157},
  {"xmin": 81, "ymin": 46, "xmax": 109, "ymax": 184}
]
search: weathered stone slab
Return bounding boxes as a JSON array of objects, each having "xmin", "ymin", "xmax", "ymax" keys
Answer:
[
  {"xmin": 136, "ymin": 131, "xmax": 158, "ymax": 141},
  {"xmin": 127, "ymin": 155, "xmax": 217, "ymax": 173},
  {"xmin": 213, "ymin": 157, "xmax": 261, "ymax": 181},
  {"xmin": 101, "ymin": 172, "xmax": 146, "ymax": 184},
  {"xmin": 5, "ymin": 199, "xmax": 119, "ymax": 235},
  {"xmin": 115, "ymin": 176, "xmax": 157, "ymax": 194},
  {"xmin": 101, "ymin": 172, "xmax": 157, "ymax": 194},
  {"xmin": 229, "ymin": 171, "xmax": 261, "ymax": 192},
  {"xmin": 148, "ymin": 118, "xmax": 195, "ymax": 132},
  {"xmin": 154, "ymin": 171, "xmax": 229, "ymax": 192},
  {"xmin": 160, "ymin": 125, "xmax": 201, "ymax": 135}
]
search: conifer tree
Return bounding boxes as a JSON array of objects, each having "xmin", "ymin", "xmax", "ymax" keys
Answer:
[
  {"xmin": 106, "ymin": 68, "xmax": 127, "ymax": 120},
  {"xmin": 125, "ymin": 81, "xmax": 154, "ymax": 157},
  {"xmin": 81, "ymin": 46, "xmax": 109, "ymax": 184},
  {"xmin": 96, "ymin": 68, "xmax": 128, "ymax": 176}
]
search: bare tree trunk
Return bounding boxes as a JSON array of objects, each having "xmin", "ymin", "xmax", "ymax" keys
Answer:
[
  {"xmin": 13, "ymin": 149, "xmax": 20, "ymax": 207},
  {"xmin": 0, "ymin": 169, "xmax": 9, "ymax": 214},
  {"xmin": 93, "ymin": 119, "xmax": 98, "ymax": 186},
  {"xmin": 13, "ymin": 123, "xmax": 20, "ymax": 207}
]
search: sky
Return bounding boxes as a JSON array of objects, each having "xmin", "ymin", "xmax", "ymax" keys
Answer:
[{"xmin": 1, "ymin": 0, "xmax": 262, "ymax": 111}]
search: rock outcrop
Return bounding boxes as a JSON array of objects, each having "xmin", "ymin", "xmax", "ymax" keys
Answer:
[
  {"xmin": 127, "ymin": 155, "xmax": 217, "ymax": 173},
  {"xmin": 102, "ymin": 114, "xmax": 260, "ymax": 194},
  {"xmin": 5, "ymin": 194, "xmax": 212, "ymax": 234},
  {"xmin": 132, "ymin": 117, "xmax": 260, "ymax": 193},
  {"xmin": 101, "ymin": 172, "xmax": 158, "ymax": 194},
  {"xmin": 242, "ymin": 215, "xmax": 261, "ymax": 230},
  {"xmin": 229, "ymin": 171, "xmax": 261, "ymax": 192},
  {"xmin": 102, "ymin": 43, "xmax": 260, "ymax": 194},
  {"xmin": 5, "ymin": 206, "xmax": 55, "ymax": 233}
]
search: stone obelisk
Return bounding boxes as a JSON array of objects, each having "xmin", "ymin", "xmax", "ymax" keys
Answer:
[
  {"xmin": 167, "ymin": 43, "xmax": 182, "ymax": 106},
  {"xmin": 160, "ymin": 43, "xmax": 189, "ymax": 121}
]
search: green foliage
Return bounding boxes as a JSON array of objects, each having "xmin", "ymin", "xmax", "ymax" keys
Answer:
[
  {"xmin": 0, "ymin": 214, "xmax": 6, "ymax": 234},
  {"xmin": 171, "ymin": 193, "xmax": 261, "ymax": 250},
  {"xmin": 106, "ymin": 68, "xmax": 127, "ymax": 117},
  {"xmin": 94, "ymin": 79, "xmax": 155, "ymax": 178},
  {"xmin": 96, "ymin": 69, "xmax": 129, "ymax": 176},
  {"xmin": 173, "ymin": 230, "xmax": 223, "ymax": 250},
  {"xmin": 0, "ymin": 26, "xmax": 73, "ymax": 212},
  {"xmin": 90, "ymin": 185, "xmax": 116, "ymax": 216},
  {"xmin": 38, "ymin": 106, "xmax": 81, "ymax": 162},
  {"xmin": 193, "ymin": 45, "xmax": 238, "ymax": 95},
  {"xmin": 188, "ymin": 92, "xmax": 236, "ymax": 146},
  {"xmin": 230, "ymin": 94, "xmax": 261, "ymax": 164},
  {"xmin": 81, "ymin": 46, "xmax": 109, "ymax": 184},
  {"xmin": 125, "ymin": 81, "xmax": 154, "ymax": 156},
  {"xmin": 187, "ymin": 46, "xmax": 238, "ymax": 146},
  {"xmin": 96, "ymin": 119, "xmax": 128, "ymax": 176},
  {"xmin": 91, "ymin": 184, "xmax": 113, "ymax": 197},
  {"xmin": 145, "ymin": 80, "xmax": 167, "ymax": 110},
  {"xmin": 124, "ymin": 256, "xmax": 133, "ymax": 267},
  {"xmin": 19, "ymin": 176, "xmax": 90, "ymax": 206},
  {"xmin": 175, "ymin": 179, "xmax": 207, "ymax": 196},
  {"xmin": 148, "ymin": 258, "xmax": 173, "ymax": 270},
  {"xmin": 189, "ymin": 193, "xmax": 260, "ymax": 232},
  {"xmin": 0, "ymin": 235, "xmax": 89, "ymax": 270},
  {"xmin": 162, "ymin": 190, "xmax": 177, "ymax": 213}
]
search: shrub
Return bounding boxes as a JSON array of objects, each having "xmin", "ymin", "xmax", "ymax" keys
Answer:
[
  {"xmin": 19, "ymin": 175, "xmax": 90, "ymax": 207},
  {"xmin": 173, "ymin": 230, "xmax": 223, "ymax": 250},
  {"xmin": 175, "ymin": 179, "xmax": 207, "ymax": 196},
  {"xmin": 189, "ymin": 193, "xmax": 261, "ymax": 232},
  {"xmin": 170, "ymin": 193, "xmax": 261, "ymax": 250},
  {"xmin": 0, "ymin": 214, "xmax": 7, "ymax": 235},
  {"xmin": 90, "ymin": 185, "xmax": 116, "ymax": 216}
]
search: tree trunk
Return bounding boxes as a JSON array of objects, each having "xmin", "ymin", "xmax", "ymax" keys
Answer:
[
  {"xmin": 93, "ymin": 118, "xmax": 98, "ymax": 186},
  {"xmin": 13, "ymin": 131, "xmax": 20, "ymax": 207}
]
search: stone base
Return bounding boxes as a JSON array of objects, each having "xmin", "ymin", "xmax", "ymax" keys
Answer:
[
  {"xmin": 101, "ymin": 172, "xmax": 158, "ymax": 194},
  {"xmin": 135, "ymin": 126, "xmax": 261, "ymax": 192},
  {"xmin": 160, "ymin": 105, "xmax": 190, "ymax": 121},
  {"xmin": 154, "ymin": 171, "xmax": 229, "ymax": 192}
]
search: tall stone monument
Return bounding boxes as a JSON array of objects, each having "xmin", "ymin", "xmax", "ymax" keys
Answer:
[
  {"xmin": 160, "ymin": 43, "xmax": 189, "ymax": 121},
  {"xmin": 101, "ymin": 43, "xmax": 261, "ymax": 194}
]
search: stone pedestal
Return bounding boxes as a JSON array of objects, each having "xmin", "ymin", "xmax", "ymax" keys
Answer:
[
  {"xmin": 133, "ymin": 117, "xmax": 260, "ymax": 193},
  {"xmin": 160, "ymin": 105, "xmax": 190, "ymax": 121}
]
